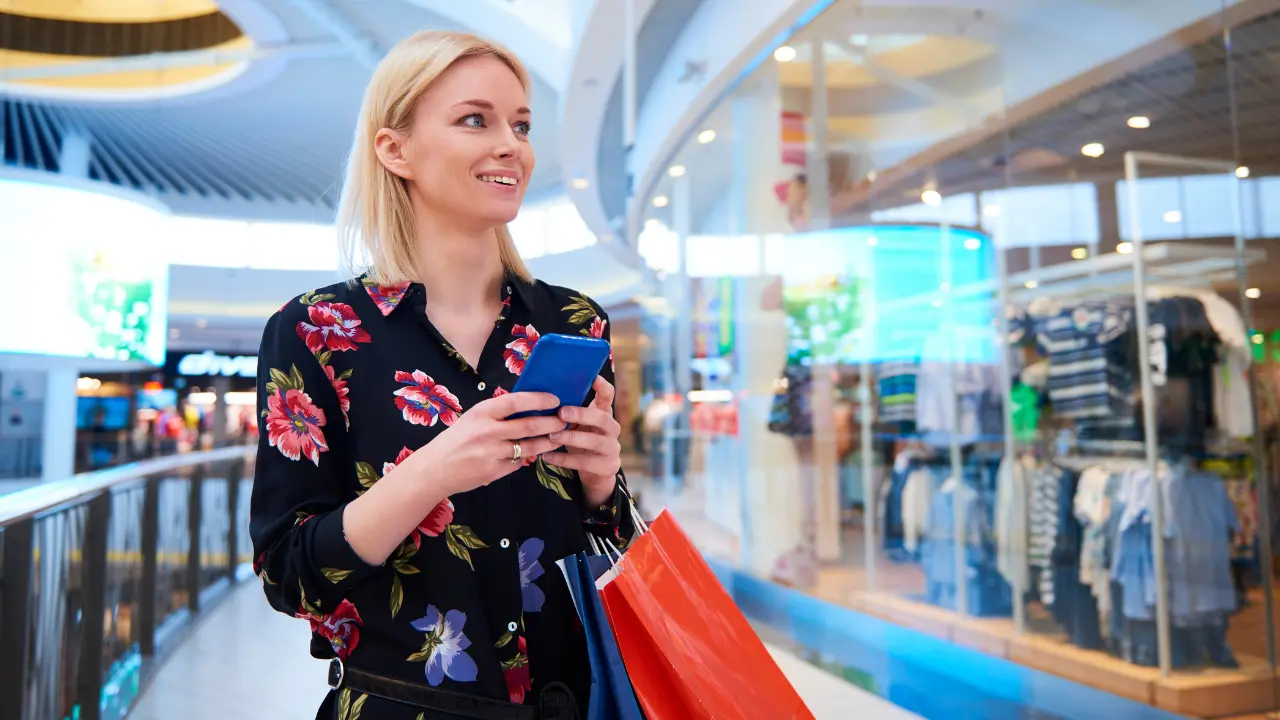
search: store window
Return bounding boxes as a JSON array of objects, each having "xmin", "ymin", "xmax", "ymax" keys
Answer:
[{"xmin": 630, "ymin": 1, "xmax": 1280, "ymax": 717}]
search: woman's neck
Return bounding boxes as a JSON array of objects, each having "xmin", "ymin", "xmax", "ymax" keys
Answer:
[{"xmin": 411, "ymin": 210, "xmax": 504, "ymax": 312}]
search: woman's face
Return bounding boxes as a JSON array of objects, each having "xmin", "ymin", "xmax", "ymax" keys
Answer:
[{"xmin": 382, "ymin": 55, "xmax": 535, "ymax": 230}]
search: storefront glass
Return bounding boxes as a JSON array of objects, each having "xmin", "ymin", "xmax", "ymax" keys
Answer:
[{"xmin": 631, "ymin": 1, "xmax": 1278, "ymax": 716}]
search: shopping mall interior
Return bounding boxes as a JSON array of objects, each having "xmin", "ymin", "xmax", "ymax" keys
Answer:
[{"xmin": 3, "ymin": 0, "xmax": 1280, "ymax": 718}]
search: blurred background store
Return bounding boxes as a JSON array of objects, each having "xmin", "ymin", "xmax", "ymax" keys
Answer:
[{"xmin": 3, "ymin": 1, "xmax": 1280, "ymax": 718}]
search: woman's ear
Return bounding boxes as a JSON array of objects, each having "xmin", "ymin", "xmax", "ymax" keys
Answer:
[{"xmin": 374, "ymin": 128, "xmax": 415, "ymax": 181}]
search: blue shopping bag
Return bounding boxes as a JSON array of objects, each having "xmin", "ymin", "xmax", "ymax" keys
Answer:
[{"xmin": 558, "ymin": 552, "xmax": 644, "ymax": 720}]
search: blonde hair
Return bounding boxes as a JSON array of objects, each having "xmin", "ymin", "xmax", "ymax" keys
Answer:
[{"xmin": 337, "ymin": 30, "xmax": 533, "ymax": 285}]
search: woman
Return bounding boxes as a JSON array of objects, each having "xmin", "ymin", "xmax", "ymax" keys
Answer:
[{"xmin": 250, "ymin": 30, "xmax": 634, "ymax": 720}]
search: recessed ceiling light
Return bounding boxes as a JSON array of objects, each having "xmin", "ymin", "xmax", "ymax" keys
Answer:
[
  {"xmin": 1071, "ymin": 247, "xmax": 1088, "ymax": 260},
  {"xmin": 697, "ymin": 129, "xmax": 716, "ymax": 144},
  {"xmin": 982, "ymin": 204, "xmax": 1001, "ymax": 218},
  {"xmin": 652, "ymin": 195, "xmax": 669, "ymax": 208},
  {"xmin": 1081, "ymin": 142, "xmax": 1105, "ymax": 158},
  {"xmin": 1163, "ymin": 210, "xmax": 1182, "ymax": 223},
  {"xmin": 1117, "ymin": 242, "xmax": 1134, "ymax": 254},
  {"xmin": 195, "ymin": 318, "xmax": 208, "ymax": 329},
  {"xmin": 866, "ymin": 170, "xmax": 878, "ymax": 182},
  {"xmin": 668, "ymin": 165, "xmax": 686, "ymax": 178},
  {"xmin": 1127, "ymin": 116, "xmax": 1151, "ymax": 129},
  {"xmin": 867, "ymin": 235, "xmax": 878, "ymax": 246},
  {"xmin": 1236, "ymin": 166, "xmax": 1250, "ymax": 178},
  {"xmin": 963, "ymin": 237, "xmax": 981, "ymax": 251},
  {"xmin": 1246, "ymin": 287, "xmax": 1261, "ymax": 299},
  {"xmin": 773, "ymin": 45, "xmax": 797, "ymax": 62},
  {"xmin": 571, "ymin": 177, "xmax": 589, "ymax": 190},
  {"xmin": 921, "ymin": 190, "xmax": 942, "ymax": 206},
  {"xmin": 1024, "ymin": 280, "xmax": 1039, "ymax": 289}
]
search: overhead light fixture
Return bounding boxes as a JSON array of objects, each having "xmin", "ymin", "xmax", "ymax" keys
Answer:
[
  {"xmin": 982, "ymin": 204, "xmax": 1001, "ymax": 218},
  {"xmin": 921, "ymin": 189, "xmax": 942, "ymax": 206},
  {"xmin": 1127, "ymin": 116, "xmax": 1151, "ymax": 129},
  {"xmin": 1236, "ymin": 166, "xmax": 1250, "ymax": 178},
  {"xmin": 195, "ymin": 318, "xmax": 208, "ymax": 329},
  {"xmin": 571, "ymin": 177, "xmax": 589, "ymax": 190},
  {"xmin": 866, "ymin": 235, "xmax": 878, "ymax": 247},
  {"xmin": 1116, "ymin": 242, "xmax": 1134, "ymax": 254},
  {"xmin": 1071, "ymin": 247, "xmax": 1088, "ymax": 260},
  {"xmin": 668, "ymin": 165, "xmax": 686, "ymax": 178},
  {"xmin": 1024, "ymin": 280, "xmax": 1039, "ymax": 289},
  {"xmin": 866, "ymin": 170, "xmax": 878, "ymax": 182},
  {"xmin": 652, "ymin": 195, "xmax": 669, "ymax": 208},
  {"xmin": 1081, "ymin": 142, "xmax": 1105, "ymax": 158},
  {"xmin": 1246, "ymin": 287, "xmax": 1261, "ymax": 299},
  {"xmin": 698, "ymin": 129, "xmax": 717, "ymax": 144},
  {"xmin": 963, "ymin": 237, "xmax": 981, "ymax": 251},
  {"xmin": 1163, "ymin": 210, "xmax": 1182, "ymax": 223},
  {"xmin": 773, "ymin": 45, "xmax": 797, "ymax": 62}
]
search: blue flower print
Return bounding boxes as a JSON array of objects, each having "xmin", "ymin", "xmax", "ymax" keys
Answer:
[
  {"xmin": 407, "ymin": 605, "xmax": 478, "ymax": 686},
  {"xmin": 519, "ymin": 538, "xmax": 546, "ymax": 613}
]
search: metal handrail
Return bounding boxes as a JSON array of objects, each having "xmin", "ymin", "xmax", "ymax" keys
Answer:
[
  {"xmin": 0, "ymin": 445, "xmax": 253, "ymax": 526},
  {"xmin": 0, "ymin": 445, "xmax": 257, "ymax": 720}
]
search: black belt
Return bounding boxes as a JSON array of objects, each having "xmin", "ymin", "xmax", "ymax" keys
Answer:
[{"xmin": 328, "ymin": 658, "xmax": 578, "ymax": 720}]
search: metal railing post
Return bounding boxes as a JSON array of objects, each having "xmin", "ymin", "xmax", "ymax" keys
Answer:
[{"xmin": 0, "ymin": 519, "xmax": 35, "ymax": 720}]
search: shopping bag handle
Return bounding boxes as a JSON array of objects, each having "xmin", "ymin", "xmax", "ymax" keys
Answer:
[{"xmin": 621, "ymin": 481, "xmax": 650, "ymax": 536}]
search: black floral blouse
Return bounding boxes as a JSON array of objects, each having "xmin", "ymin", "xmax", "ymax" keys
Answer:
[{"xmin": 249, "ymin": 272, "xmax": 635, "ymax": 720}]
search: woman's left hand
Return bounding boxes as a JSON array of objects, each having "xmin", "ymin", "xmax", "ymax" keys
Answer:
[{"xmin": 544, "ymin": 376, "xmax": 621, "ymax": 506}]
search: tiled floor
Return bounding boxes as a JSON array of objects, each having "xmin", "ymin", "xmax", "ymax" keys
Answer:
[{"xmin": 131, "ymin": 579, "xmax": 919, "ymax": 719}]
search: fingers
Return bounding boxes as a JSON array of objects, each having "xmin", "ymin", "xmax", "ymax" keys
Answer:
[
  {"xmin": 497, "ymin": 414, "xmax": 568, "ymax": 440},
  {"xmin": 548, "ymin": 426, "xmax": 618, "ymax": 455},
  {"xmin": 589, "ymin": 376, "xmax": 615, "ymax": 410},
  {"xmin": 541, "ymin": 450, "xmax": 620, "ymax": 477},
  {"xmin": 482, "ymin": 391, "xmax": 559, "ymax": 419},
  {"xmin": 557, "ymin": 404, "xmax": 619, "ymax": 437}
]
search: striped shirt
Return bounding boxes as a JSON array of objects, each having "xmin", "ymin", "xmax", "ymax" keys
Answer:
[
  {"xmin": 1034, "ymin": 301, "xmax": 1135, "ymax": 424},
  {"xmin": 876, "ymin": 361, "xmax": 919, "ymax": 423}
]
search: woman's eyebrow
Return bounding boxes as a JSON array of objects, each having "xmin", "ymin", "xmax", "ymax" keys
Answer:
[{"xmin": 452, "ymin": 99, "xmax": 531, "ymax": 115}]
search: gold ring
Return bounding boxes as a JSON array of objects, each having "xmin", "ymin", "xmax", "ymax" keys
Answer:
[{"xmin": 511, "ymin": 442, "xmax": 522, "ymax": 464}]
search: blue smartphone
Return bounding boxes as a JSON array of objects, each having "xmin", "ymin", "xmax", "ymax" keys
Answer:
[{"xmin": 508, "ymin": 334, "xmax": 611, "ymax": 419}]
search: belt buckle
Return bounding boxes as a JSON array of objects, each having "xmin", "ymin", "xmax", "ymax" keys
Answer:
[{"xmin": 327, "ymin": 658, "xmax": 345, "ymax": 689}]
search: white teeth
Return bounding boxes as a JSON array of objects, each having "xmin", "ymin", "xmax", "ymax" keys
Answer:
[{"xmin": 479, "ymin": 175, "xmax": 517, "ymax": 185}]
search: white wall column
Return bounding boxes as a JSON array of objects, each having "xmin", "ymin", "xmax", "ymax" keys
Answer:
[{"xmin": 41, "ymin": 368, "xmax": 78, "ymax": 482}]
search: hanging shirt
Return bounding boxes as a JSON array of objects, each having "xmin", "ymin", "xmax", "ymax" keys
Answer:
[
  {"xmin": 1033, "ymin": 300, "xmax": 1135, "ymax": 422},
  {"xmin": 876, "ymin": 360, "xmax": 919, "ymax": 423},
  {"xmin": 1073, "ymin": 466, "xmax": 1113, "ymax": 617},
  {"xmin": 995, "ymin": 455, "xmax": 1033, "ymax": 592},
  {"xmin": 1164, "ymin": 469, "xmax": 1239, "ymax": 624},
  {"xmin": 1027, "ymin": 463, "xmax": 1064, "ymax": 604}
]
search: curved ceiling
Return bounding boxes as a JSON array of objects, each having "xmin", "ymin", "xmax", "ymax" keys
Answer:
[
  {"xmin": 0, "ymin": 0, "xmax": 568, "ymax": 222},
  {"xmin": 0, "ymin": 4, "xmax": 250, "ymax": 96},
  {"xmin": 3, "ymin": 0, "xmax": 223, "ymax": 23}
]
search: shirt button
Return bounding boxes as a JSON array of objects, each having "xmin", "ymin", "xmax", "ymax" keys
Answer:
[
  {"xmin": 478, "ymin": 381, "xmax": 487, "ymax": 391},
  {"xmin": 500, "ymin": 538, "xmax": 511, "ymax": 549},
  {"xmin": 507, "ymin": 621, "xmax": 518, "ymax": 632},
  {"xmin": 507, "ymin": 285, "xmax": 513, "ymax": 294}
]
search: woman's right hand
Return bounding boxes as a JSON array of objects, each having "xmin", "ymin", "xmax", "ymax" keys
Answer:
[{"xmin": 426, "ymin": 391, "xmax": 568, "ymax": 495}]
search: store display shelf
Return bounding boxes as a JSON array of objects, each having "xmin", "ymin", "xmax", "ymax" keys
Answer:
[
  {"xmin": 855, "ymin": 591, "xmax": 1278, "ymax": 718},
  {"xmin": 874, "ymin": 242, "xmax": 1267, "ymax": 315}
]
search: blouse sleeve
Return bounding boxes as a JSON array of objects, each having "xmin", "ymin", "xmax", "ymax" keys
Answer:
[
  {"xmin": 578, "ymin": 305, "xmax": 640, "ymax": 546},
  {"xmin": 249, "ymin": 306, "xmax": 381, "ymax": 619}
]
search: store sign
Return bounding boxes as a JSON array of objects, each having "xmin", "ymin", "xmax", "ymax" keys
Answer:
[{"xmin": 176, "ymin": 351, "xmax": 257, "ymax": 378}]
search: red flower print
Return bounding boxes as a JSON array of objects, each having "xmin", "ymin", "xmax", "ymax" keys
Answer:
[
  {"xmin": 504, "ymin": 636, "xmax": 532, "ymax": 704},
  {"xmin": 586, "ymin": 316, "xmax": 615, "ymax": 371},
  {"xmin": 383, "ymin": 447, "xmax": 456, "ymax": 546},
  {"xmin": 504, "ymin": 324, "xmax": 541, "ymax": 376},
  {"xmin": 364, "ymin": 281, "xmax": 411, "ymax": 316},
  {"xmin": 322, "ymin": 364, "xmax": 351, "ymax": 428},
  {"xmin": 297, "ymin": 302, "xmax": 371, "ymax": 354},
  {"xmin": 303, "ymin": 599, "xmax": 362, "ymax": 660},
  {"xmin": 587, "ymin": 316, "xmax": 606, "ymax": 339},
  {"xmin": 265, "ymin": 388, "xmax": 328, "ymax": 465},
  {"xmin": 394, "ymin": 370, "xmax": 463, "ymax": 427},
  {"xmin": 493, "ymin": 387, "xmax": 509, "ymax": 398}
]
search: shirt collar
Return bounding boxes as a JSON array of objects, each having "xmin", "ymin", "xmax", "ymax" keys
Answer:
[{"xmin": 362, "ymin": 271, "xmax": 533, "ymax": 318}]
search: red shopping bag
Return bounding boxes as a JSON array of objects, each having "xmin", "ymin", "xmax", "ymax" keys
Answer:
[{"xmin": 597, "ymin": 510, "xmax": 814, "ymax": 720}]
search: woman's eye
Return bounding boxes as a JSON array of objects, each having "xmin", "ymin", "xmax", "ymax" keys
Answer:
[
  {"xmin": 461, "ymin": 113, "xmax": 485, "ymax": 128},
  {"xmin": 515, "ymin": 121, "xmax": 532, "ymax": 136}
]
